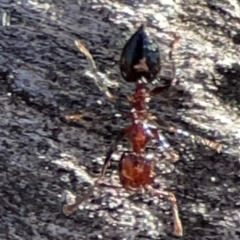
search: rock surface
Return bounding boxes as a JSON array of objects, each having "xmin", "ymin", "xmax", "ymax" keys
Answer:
[{"xmin": 0, "ymin": 0, "xmax": 240, "ymax": 239}]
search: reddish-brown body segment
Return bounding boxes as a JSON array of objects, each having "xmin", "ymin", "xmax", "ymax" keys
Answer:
[
  {"xmin": 119, "ymin": 153, "xmax": 155, "ymax": 190},
  {"xmin": 124, "ymin": 123, "xmax": 151, "ymax": 153}
]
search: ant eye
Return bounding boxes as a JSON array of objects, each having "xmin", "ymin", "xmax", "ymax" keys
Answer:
[{"xmin": 119, "ymin": 25, "xmax": 161, "ymax": 83}]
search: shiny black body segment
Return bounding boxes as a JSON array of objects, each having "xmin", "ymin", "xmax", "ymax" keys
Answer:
[{"xmin": 119, "ymin": 25, "xmax": 161, "ymax": 83}]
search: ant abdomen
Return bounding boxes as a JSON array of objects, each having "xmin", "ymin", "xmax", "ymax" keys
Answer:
[
  {"xmin": 119, "ymin": 25, "xmax": 161, "ymax": 83},
  {"xmin": 118, "ymin": 153, "xmax": 155, "ymax": 190}
]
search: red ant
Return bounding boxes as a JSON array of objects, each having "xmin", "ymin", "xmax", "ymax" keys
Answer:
[{"xmin": 62, "ymin": 25, "xmax": 221, "ymax": 237}]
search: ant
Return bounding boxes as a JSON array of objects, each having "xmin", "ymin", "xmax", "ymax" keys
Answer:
[{"xmin": 62, "ymin": 25, "xmax": 221, "ymax": 237}]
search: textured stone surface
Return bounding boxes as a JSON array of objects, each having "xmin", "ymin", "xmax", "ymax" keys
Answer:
[{"xmin": 0, "ymin": 0, "xmax": 240, "ymax": 239}]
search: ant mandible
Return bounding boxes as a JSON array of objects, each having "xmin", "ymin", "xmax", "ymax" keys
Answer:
[{"xmin": 62, "ymin": 25, "xmax": 221, "ymax": 237}]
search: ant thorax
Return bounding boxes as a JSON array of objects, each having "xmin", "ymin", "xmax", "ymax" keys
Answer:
[{"xmin": 129, "ymin": 78, "xmax": 151, "ymax": 123}]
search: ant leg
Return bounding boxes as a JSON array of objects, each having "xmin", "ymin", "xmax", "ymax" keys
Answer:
[
  {"xmin": 64, "ymin": 40, "xmax": 116, "ymax": 122},
  {"xmin": 168, "ymin": 126, "xmax": 221, "ymax": 152},
  {"xmin": 150, "ymin": 34, "xmax": 180, "ymax": 97},
  {"xmin": 150, "ymin": 128, "xmax": 179, "ymax": 163},
  {"xmin": 149, "ymin": 32, "xmax": 220, "ymax": 152},
  {"xmin": 168, "ymin": 32, "xmax": 180, "ymax": 82},
  {"xmin": 149, "ymin": 85, "xmax": 172, "ymax": 97},
  {"xmin": 62, "ymin": 131, "xmax": 126, "ymax": 216},
  {"xmin": 75, "ymin": 40, "xmax": 114, "ymax": 100},
  {"xmin": 150, "ymin": 116, "xmax": 221, "ymax": 152},
  {"xmin": 145, "ymin": 185, "xmax": 183, "ymax": 237},
  {"xmin": 159, "ymin": 32, "xmax": 180, "ymax": 83},
  {"xmin": 64, "ymin": 113, "xmax": 83, "ymax": 122}
]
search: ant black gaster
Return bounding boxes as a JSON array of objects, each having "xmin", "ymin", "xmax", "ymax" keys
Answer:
[{"xmin": 63, "ymin": 25, "xmax": 221, "ymax": 237}]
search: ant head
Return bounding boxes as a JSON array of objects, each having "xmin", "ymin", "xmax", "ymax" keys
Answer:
[{"xmin": 119, "ymin": 25, "xmax": 161, "ymax": 83}]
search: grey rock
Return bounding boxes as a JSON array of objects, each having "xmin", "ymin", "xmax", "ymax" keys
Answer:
[{"xmin": 0, "ymin": 0, "xmax": 239, "ymax": 240}]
